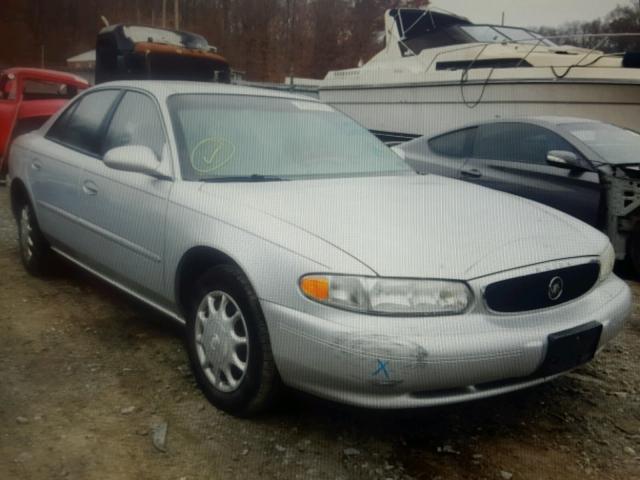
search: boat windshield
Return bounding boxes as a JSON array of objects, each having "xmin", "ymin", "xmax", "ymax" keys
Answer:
[
  {"xmin": 459, "ymin": 26, "xmax": 509, "ymax": 43},
  {"xmin": 460, "ymin": 25, "xmax": 556, "ymax": 47},
  {"xmin": 496, "ymin": 27, "xmax": 557, "ymax": 46}
]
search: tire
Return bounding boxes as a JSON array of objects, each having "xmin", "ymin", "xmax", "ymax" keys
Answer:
[
  {"xmin": 627, "ymin": 222, "xmax": 640, "ymax": 275},
  {"xmin": 185, "ymin": 264, "xmax": 281, "ymax": 416},
  {"xmin": 17, "ymin": 201, "xmax": 51, "ymax": 275}
]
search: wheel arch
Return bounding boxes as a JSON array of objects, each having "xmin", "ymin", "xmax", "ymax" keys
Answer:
[
  {"xmin": 174, "ymin": 246, "xmax": 247, "ymax": 318},
  {"xmin": 9, "ymin": 177, "xmax": 32, "ymax": 220}
]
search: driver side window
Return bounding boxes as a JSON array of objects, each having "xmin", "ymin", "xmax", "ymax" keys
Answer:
[
  {"xmin": 102, "ymin": 91, "xmax": 166, "ymax": 159},
  {"xmin": 473, "ymin": 123, "xmax": 579, "ymax": 165}
]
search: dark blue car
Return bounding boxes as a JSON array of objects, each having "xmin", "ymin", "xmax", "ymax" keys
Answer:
[{"xmin": 394, "ymin": 117, "xmax": 640, "ymax": 272}]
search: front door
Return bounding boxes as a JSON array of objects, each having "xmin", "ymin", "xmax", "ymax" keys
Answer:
[
  {"xmin": 78, "ymin": 90, "xmax": 172, "ymax": 299},
  {"xmin": 461, "ymin": 122, "xmax": 601, "ymax": 227}
]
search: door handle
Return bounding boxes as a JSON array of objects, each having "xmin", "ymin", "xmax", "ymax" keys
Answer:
[
  {"xmin": 461, "ymin": 168, "xmax": 482, "ymax": 178},
  {"xmin": 31, "ymin": 160, "xmax": 42, "ymax": 171},
  {"xmin": 82, "ymin": 180, "xmax": 98, "ymax": 196}
]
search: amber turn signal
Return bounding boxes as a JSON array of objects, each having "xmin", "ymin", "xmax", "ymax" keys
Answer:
[{"xmin": 300, "ymin": 276, "xmax": 330, "ymax": 301}]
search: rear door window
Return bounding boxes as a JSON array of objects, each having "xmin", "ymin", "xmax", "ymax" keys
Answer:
[
  {"xmin": 402, "ymin": 128, "xmax": 476, "ymax": 158},
  {"xmin": 46, "ymin": 89, "xmax": 120, "ymax": 155},
  {"xmin": 427, "ymin": 128, "xmax": 476, "ymax": 158},
  {"xmin": 46, "ymin": 101, "xmax": 80, "ymax": 142}
]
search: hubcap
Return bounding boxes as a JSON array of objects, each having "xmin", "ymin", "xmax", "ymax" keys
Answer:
[
  {"xmin": 20, "ymin": 207, "xmax": 34, "ymax": 262},
  {"xmin": 195, "ymin": 291, "xmax": 249, "ymax": 393}
]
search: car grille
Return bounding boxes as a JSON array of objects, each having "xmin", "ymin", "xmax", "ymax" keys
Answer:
[{"xmin": 484, "ymin": 262, "xmax": 600, "ymax": 313}]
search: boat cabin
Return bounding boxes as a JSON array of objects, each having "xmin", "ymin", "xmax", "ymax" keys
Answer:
[{"xmin": 387, "ymin": 8, "xmax": 557, "ymax": 60}]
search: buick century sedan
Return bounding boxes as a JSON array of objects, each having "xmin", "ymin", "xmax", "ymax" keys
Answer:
[{"xmin": 8, "ymin": 82, "xmax": 631, "ymax": 415}]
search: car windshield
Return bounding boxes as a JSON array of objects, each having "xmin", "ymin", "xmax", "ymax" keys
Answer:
[
  {"xmin": 563, "ymin": 122, "xmax": 640, "ymax": 165},
  {"xmin": 168, "ymin": 94, "xmax": 410, "ymax": 181}
]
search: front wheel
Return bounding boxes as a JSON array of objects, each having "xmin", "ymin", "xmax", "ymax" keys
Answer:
[
  {"xmin": 185, "ymin": 265, "xmax": 281, "ymax": 416},
  {"xmin": 17, "ymin": 201, "xmax": 51, "ymax": 275},
  {"xmin": 627, "ymin": 223, "xmax": 640, "ymax": 276}
]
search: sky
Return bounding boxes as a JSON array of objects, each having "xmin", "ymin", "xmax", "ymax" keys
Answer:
[{"xmin": 429, "ymin": 0, "xmax": 635, "ymax": 28}]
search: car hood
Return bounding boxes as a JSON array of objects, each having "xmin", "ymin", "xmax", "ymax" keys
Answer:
[{"xmin": 204, "ymin": 174, "xmax": 607, "ymax": 279}]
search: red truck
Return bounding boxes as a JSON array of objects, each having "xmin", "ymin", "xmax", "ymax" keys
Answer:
[{"xmin": 0, "ymin": 68, "xmax": 89, "ymax": 177}]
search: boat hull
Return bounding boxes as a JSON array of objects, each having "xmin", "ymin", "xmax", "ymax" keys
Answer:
[{"xmin": 320, "ymin": 79, "xmax": 640, "ymax": 138}]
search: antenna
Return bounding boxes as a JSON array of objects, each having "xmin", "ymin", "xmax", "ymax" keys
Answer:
[
  {"xmin": 162, "ymin": 0, "xmax": 167, "ymax": 27},
  {"xmin": 501, "ymin": 12, "xmax": 505, "ymax": 26}
]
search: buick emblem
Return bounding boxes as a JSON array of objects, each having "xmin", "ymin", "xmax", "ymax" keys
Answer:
[{"xmin": 548, "ymin": 276, "xmax": 563, "ymax": 301}]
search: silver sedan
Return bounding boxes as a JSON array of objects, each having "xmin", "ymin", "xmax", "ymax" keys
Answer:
[{"xmin": 7, "ymin": 81, "xmax": 631, "ymax": 415}]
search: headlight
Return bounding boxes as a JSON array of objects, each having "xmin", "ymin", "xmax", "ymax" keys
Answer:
[
  {"xmin": 598, "ymin": 242, "xmax": 615, "ymax": 282},
  {"xmin": 299, "ymin": 275, "xmax": 472, "ymax": 316}
]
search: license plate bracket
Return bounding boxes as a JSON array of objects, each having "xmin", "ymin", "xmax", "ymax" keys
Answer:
[{"xmin": 538, "ymin": 321, "xmax": 602, "ymax": 376}]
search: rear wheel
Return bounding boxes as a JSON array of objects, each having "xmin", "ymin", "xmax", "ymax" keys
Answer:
[
  {"xmin": 185, "ymin": 265, "xmax": 281, "ymax": 416},
  {"xmin": 17, "ymin": 201, "xmax": 51, "ymax": 275}
]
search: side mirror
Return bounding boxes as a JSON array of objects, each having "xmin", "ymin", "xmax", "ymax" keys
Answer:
[
  {"xmin": 546, "ymin": 150, "xmax": 584, "ymax": 170},
  {"xmin": 103, "ymin": 145, "xmax": 163, "ymax": 177}
]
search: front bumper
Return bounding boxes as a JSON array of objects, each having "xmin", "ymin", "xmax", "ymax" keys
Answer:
[{"xmin": 262, "ymin": 274, "xmax": 631, "ymax": 409}]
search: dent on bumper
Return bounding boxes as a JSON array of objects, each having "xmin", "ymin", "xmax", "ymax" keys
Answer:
[{"xmin": 261, "ymin": 275, "xmax": 631, "ymax": 409}]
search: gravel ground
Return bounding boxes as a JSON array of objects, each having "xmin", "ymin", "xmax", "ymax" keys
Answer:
[{"xmin": 1, "ymin": 187, "xmax": 639, "ymax": 480}]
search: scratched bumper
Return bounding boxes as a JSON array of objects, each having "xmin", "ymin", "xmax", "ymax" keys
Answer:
[{"xmin": 261, "ymin": 274, "xmax": 630, "ymax": 409}]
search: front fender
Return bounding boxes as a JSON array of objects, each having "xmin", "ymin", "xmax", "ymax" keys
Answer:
[{"xmin": 163, "ymin": 183, "xmax": 375, "ymax": 310}]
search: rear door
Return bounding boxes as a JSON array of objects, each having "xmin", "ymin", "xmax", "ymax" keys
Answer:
[
  {"xmin": 461, "ymin": 122, "xmax": 601, "ymax": 226},
  {"xmin": 77, "ymin": 90, "xmax": 172, "ymax": 298},
  {"xmin": 33, "ymin": 89, "xmax": 121, "ymax": 252}
]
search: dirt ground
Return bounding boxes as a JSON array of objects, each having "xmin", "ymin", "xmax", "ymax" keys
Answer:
[{"xmin": 1, "ymin": 189, "xmax": 639, "ymax": 480}]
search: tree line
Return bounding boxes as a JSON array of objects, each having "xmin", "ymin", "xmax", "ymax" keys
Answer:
[
  {"xmin": 0, "ymin": 0, "xmax": 416, "ymax": 81},
  {"xmin": 537, "ymin": 2, "xmax": 640, "ymax": 52},
  {"xmin": 0, "ymin": 0, "xmax": 637, "ymax": 82}
]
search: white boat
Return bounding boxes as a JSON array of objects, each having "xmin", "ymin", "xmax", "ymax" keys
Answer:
[{"xmin": 320, "ymin": 8, "xmax": 640, "ymax": 143}]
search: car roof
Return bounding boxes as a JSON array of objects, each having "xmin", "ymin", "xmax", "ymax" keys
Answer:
[
  {"xmin": 525, "ymin": 116, "xmax": 602, "ymax": 126},
  {"xmin": 2, "ymin": 67, "xmax": 89, "ymax": 87},
  {"xmin": 93, "ymin": 80, "xmax": 320, "ymax": 102},
  {"xmin": 406, "ymin": 116, "xmax": 604, "ymax": 142},
  {"xmin": 460, "ymin": 116, "xmax": 602, "ymax": 130}
]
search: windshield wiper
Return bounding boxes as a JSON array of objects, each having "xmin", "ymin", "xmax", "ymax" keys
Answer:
[{"xmin": 200, "ymin": 174, "xmax": 288, "ymax": 183}]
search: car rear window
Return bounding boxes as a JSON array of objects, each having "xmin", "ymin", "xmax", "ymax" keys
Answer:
[{"xmin": 23, "ymin": 79, "xmax": 79, "ymax": 100}]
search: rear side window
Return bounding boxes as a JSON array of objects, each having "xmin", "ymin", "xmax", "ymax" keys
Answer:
[
  {"xmin": 47, "ymin": 90, "xmax": 120, "ymax": 155},
  {"xmin": 46, "ymin": 101, "xmax": 79, "ymax": 142},
  {"xmin": 427, "ymin": 128, "xmax": 476, "ymax": 158},
  {"xmin": 473, "ymin": 122, "xmax": 578, "ymax": 165},
  {"xmin": 102, "ymin": 91, "xmax": 166, "ymax": 158}
]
